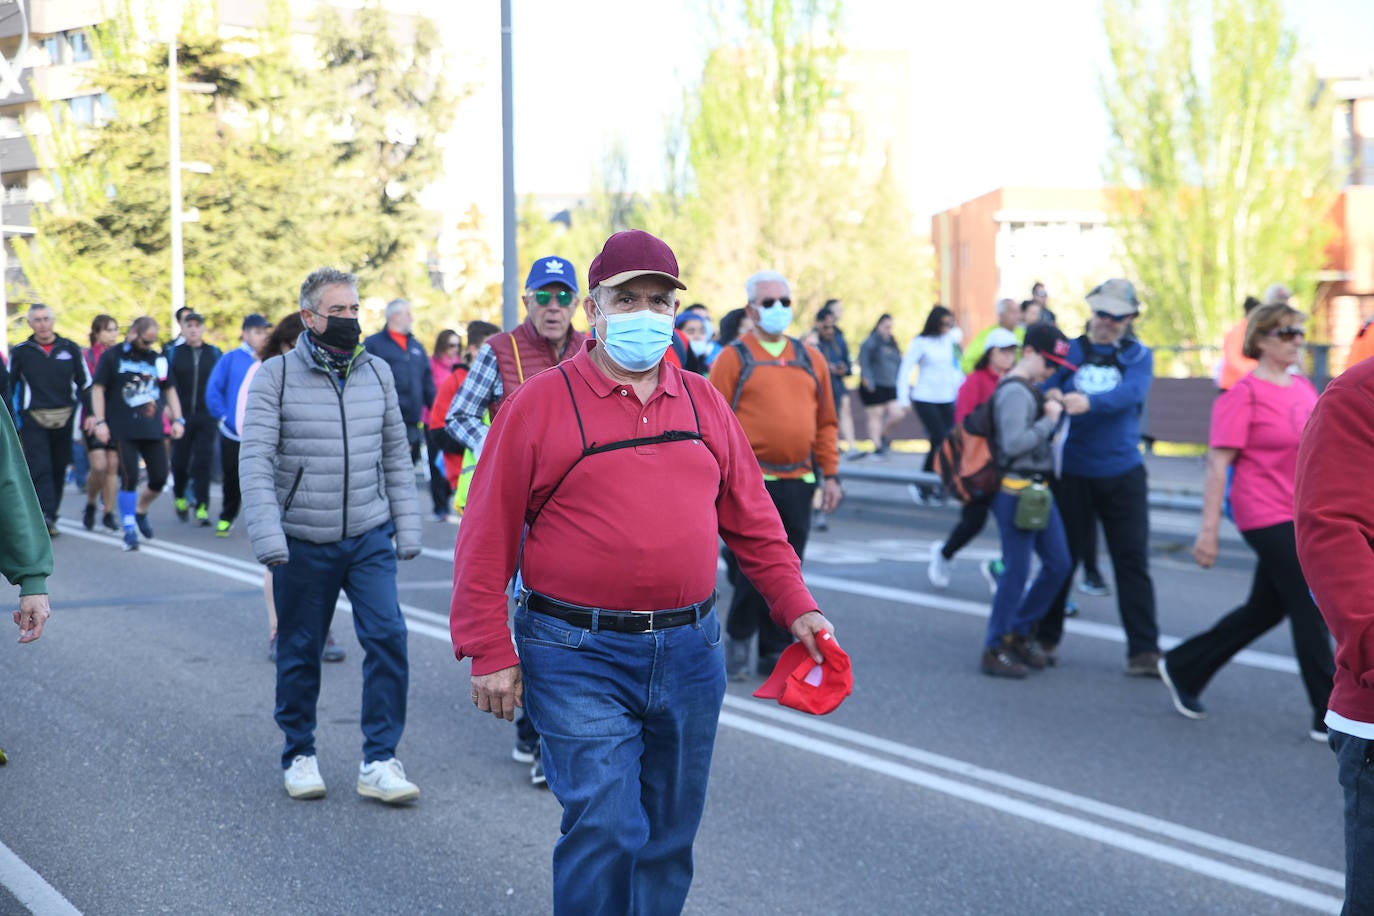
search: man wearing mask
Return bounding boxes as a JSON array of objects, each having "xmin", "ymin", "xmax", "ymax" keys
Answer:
[
  {"xmin": 240, "ymin": 267, "xmax": 422, "ymax": 805},
  {"xmin": 450, "ymin": 231, "xmax": 838, "ymax": 914},
  {"xmin": 168, "ymin": 312, "xmax": 221, "ymax": 526},
  {"xmin": 709, "ymin": 271, "xmax": 843, "ymax": 678},
  {"xmin": 206, "ymin": 314, "xmax": 270, "ymax": 537},
  {"xmin": 364, "ymin": 299, "xmax": 434, "ymax": 465},
  {"xmin": 443, "ymin": 254, "xmax": 588, "ymax": 786},
  {"xmin": 7, "ymin": 304, "xmax": 91, "ymax": 535}
]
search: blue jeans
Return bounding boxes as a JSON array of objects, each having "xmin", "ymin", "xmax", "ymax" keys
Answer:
[
  {"xmin": 1332, "ymin": 729, "xmax": 1374, "ymax": 915},
  {"xmin": 515, "ymin": 603, "xmax": 727, "ymax": 916},
  {"xmin": 987, "ymin": 489, "xmax": 1071, "ymax": 648},
  {"xmin": 272, "ymin": 523, "xmax": 408, "ymax": 768}
]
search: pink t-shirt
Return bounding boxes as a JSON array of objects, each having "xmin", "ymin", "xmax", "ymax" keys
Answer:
[{"xmin": 1208, "ymin": 372, "xmax": 1317, "ymax": 532}]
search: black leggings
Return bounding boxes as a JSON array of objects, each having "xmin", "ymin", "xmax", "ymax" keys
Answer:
[
  {"xmin": 913, "ymin": 401, "xmax": 955, "ymax": 475},
  {"xmin": 116, "ymin": 438, "xmax": 169, "ymax": 493},
  {"xmin": 941, "ymin": 493, "xmax": 993, "ymax": 559}
]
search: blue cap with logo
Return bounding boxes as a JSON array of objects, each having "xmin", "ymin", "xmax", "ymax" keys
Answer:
[
  {"xmin": 525, "ymin": 256, "xmax": 578, "ymax": 293},
  {"xmin": 241, "ymin": 313, "xmax": 270, "ymax": 330}
]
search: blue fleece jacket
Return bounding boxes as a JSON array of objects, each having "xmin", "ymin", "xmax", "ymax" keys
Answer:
[
  {"xmin": 205, "ymin": 344, "xmax": 259, "ymax": 440},
  {"xmin": 1046, "ymin": 335, "xmax": 1153, "ymax": 478}
]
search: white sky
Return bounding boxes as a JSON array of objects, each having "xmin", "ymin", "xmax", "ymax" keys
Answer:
[{"xmin": 433, "ymin": 0, "xmax": 1374, "ymax": 226}]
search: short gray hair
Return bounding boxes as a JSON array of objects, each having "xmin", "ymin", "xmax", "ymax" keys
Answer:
[
  {"xmin": 995, "ymin": 297, "xmax": 1018, "ymax": 316},
  {"xmin": 745, "ymin": 271, "xmax": 789, "ymax": 303},
  {"xmin": 385, "ymin": 298, "xmax": 410, "ymax": 318},
  {"xmin": 589, "ymin": 285, "xmax": 616, "ymax": 308},
  {"xmin": 26, "ymin": 303, "xmax": 51, "ymax": 319},
  {"xmin": 300, "ymin": 267, "xmax": 358, "ymax": 312}
]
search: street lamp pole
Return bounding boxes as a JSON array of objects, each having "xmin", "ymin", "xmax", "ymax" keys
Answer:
[{"xmin": 168, "ymin": 26, "xmax": 184, "ymax": 334}]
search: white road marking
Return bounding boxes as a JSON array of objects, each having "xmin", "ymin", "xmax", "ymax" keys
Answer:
[
  {"xmin": 717, "ymin": 709, "xmax": 1341, "ymax": 914},
  {"xmin": 32, "ymin": 523, "xmax": 1339, "ymax": 914},
  {"xmin": 0, "ymin": 843, "xmax": 81, "ymax": 915}
]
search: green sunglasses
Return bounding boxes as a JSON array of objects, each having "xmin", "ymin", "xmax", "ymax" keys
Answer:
[{"xmin": 534, "ymin": 289, "xmax": 575, "ymax": 307}]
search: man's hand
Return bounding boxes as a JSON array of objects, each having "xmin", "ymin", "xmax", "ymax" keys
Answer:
[
  {"xmin": 821, "ymin": 477, "xmax": 843, "ymax": 513},
  {"xmin": 95, "ymin": 424, "xmax": 110, "ymax": 445},
  {"xmin": 1043, "ymin": 399, "xmax": 1064, "ymax": 424},
  {"xmin": 1062, "ymin": 392, "xmax": 1090, "ymax": 416},
  {"xmin": 14, "ymin": 594, "xmax": 49, "ymax": 643},
  {"xmin": 472, "ymin": 665, "xmax": 523, "ymax": 721},
  {"xmin": 169, "ymin": 423, "xmax": 185, "ymax": 440},
  {"xmin": 789, "ymin": 610, "xmax": 836, "ymax": 664}
]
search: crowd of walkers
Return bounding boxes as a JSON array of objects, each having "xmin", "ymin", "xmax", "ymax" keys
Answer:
[{"xmin": 5, "ymin": 254, "xmax": 1368, "ymax": 914}]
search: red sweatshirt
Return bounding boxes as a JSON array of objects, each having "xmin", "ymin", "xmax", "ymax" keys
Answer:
[
  {"xmin": 450, "ymin": 341, "xmax": 820, "ymax": 675},
  {"xmin": 1294, "ymin": 356, "xmax": 1374, "ymax": 724}
]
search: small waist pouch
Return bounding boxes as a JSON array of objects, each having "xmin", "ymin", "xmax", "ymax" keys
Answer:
[{"xmin": 1013, "ymin": 481, "xmax": 1052, "ymax": 531}]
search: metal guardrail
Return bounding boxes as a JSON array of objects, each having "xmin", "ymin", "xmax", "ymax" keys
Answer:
[{"xmin": 837, "ymin": 463, "xmax": 1204, "ymax": 512}]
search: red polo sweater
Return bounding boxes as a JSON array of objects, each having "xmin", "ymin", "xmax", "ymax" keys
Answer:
[
  {"xmin": 1295, "ymin": 356, "xmax": 1374, "ymax": 724},
  {"xmin": 450, "ymin": 340, "xmax": 820, "ymax": 675}
]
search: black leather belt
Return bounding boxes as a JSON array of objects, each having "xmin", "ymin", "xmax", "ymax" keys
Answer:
[{"xmin": 523, "ymin": 590, "xmax": 715, "ymax": 633}]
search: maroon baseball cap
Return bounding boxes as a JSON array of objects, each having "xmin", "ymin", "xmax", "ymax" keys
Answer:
[
  {"xmin": 587, "ymin": 230, "xmax": 686, "ymax": 291},
  {"xmin": 753, "ymin": 630, "xmax": 853, "ymax": 715}
]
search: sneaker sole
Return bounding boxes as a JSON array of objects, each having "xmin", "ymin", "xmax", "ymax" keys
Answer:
[
  {"xmin": 511, "ymin": 749, "xmax": 536, "ymax": 764},
  {"xmin": 357, "ymin": 783, "xmax": 419, "ymax": 804},
  {"xmin": 286, "ymin": 784, "xmax": 326, "ymax": 800},
  {"xmin": 1157, "ymin": 658, "xmax": 1206, "ymax": 719}
]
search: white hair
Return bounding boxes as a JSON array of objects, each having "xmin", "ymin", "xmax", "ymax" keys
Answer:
[
  {"xmin": 385, "ymin": 298, "xmax": 411, "ymax": 318},
  {"xmin": 995, "ymin": 297, "xmax": 1018, "ymax": 316},
  {"xmin": 1262, "ymin": 283, "xmax": 1292, "ymax": 306},
  {"xmin": 745, "ymin": 271, "xmax": 790, "ymax": 303}
]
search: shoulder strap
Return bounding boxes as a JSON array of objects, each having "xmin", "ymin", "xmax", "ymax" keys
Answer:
[{"xmin": 728, "ymin": 339, "xmax": 755, "ymax": 411}]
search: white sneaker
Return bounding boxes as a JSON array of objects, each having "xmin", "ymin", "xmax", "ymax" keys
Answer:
[
  {"xmin": 927, "ymin": 541, "xmax": 952, "ymax": 589},
  {"xmin": 357, "ymin": 757, "xmax": 420, "ymax": 804},
  {"xmin": 284, "ymin": 754, "xmax": 326, "ymax": 800}
]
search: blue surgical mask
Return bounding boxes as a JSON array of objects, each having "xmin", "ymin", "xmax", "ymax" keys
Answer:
[
  {"xmin": 689, "ymin": 338, "xmax": 712, "ymax": 357},
  {"xmin": 597, "ymin": 308, "xmax": 676, "ymax": 372},
  {"xmin": 758, "ymin": 303, "xmax": 793, "ymax": 335}
]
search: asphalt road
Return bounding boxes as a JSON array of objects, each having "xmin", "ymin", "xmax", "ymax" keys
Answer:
[{"xmin": 0, "ymin": 486, "xmax": 1344, "ymax": 915}]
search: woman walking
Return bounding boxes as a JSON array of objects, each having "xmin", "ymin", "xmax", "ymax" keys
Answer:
[
  {"xmin": 927, "ymin": 327, "xmax": 1018, "ymax": 587},
  {"xmin": 1159, "ymin": 302, "xmax": 1334, "ymax": 740},
  {"xmin": 897, "ymin": 305, "xmax": 964, "ymax": 500},
  {"xmin": 858, "ymin": 314, "xmax": 905, "ymax": 455},
  {"xmin": 982, "ymin": 323, "xmax": 1074, "ymax": 678},
  {"xmin": 80, "ymin": 315, "xmax": 120, "ymax": 531}
]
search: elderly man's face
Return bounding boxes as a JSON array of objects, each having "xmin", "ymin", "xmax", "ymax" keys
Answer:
[
  {"xmin": 27, "ymin": 308, "xmax": 55, "ymax": 342},
  {"xmin": 585, "ymin": 278, "xmax": 677, "ymax": 329},
  {"xmin": 526, "ymin": 283, "xmax": 577, "ymax": 344},
  {"xmin": 747, "ymin": 279, "xmax": 791, "ymax": 337},
  {"xmin": 389, "ymin": 304, "xmax": 413, "ymax": 335}
]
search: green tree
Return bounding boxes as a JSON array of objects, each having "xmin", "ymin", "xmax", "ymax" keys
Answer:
[
  {"xmin": 646, "ymin": 0, "xmax": 926, "ymax": 341},
  {"xmin": 11, "ymin": 0, "xmax": 456, "ymax": 345},
  {"xmin": 1101, "ymin": 0, "xmax": 1340, "ymax": 353}
]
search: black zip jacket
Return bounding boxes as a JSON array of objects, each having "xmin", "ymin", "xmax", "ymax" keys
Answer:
[
  {"xmin": 168, "ymin": 342, "xmax": 223, "ymax": 419},
  {"xmin": 8, "ymin": 335, "xmax": 91, "ymax": 414}
]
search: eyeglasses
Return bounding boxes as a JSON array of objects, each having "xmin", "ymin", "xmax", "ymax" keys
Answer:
[
  {"xmin": 534, "ymin": 289, "xmax": 575, "ymax": 307},
  {"xmin": 1094, "ymin": 310, "xmax": 1137, "ymax": 323},
  {"xmin": 757, "ymin": 297, "xmax": 792, "ymax": 309},
  {"xmin": 1267, "ymin": 326, "xmax": 1305, "ymax": 341}
]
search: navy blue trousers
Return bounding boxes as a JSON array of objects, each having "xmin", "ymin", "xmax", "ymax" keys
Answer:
[{"xmin": 271, "ymin": 523, "xmax": 409, "ymax": 768}]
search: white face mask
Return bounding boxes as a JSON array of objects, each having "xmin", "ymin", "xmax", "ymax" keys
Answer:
[
  {"xmin": 948, "ymin": 326, "xmax": 964, "ymax": 345},
  {"xmin": 688, "ymin": 338, "xmax": 712, "ymax": 356}
]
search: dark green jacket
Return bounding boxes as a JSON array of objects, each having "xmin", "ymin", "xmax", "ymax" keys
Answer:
[{"xmin": 0, "ymin": 403, "xmax": 51, "ymax": 595}]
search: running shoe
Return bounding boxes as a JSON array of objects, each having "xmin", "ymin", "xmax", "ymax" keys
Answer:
[
  {"xmin": 216, "ymin": 519, "xmax": 233, "ymax": 537},
  {"xmin": 927, "ymin": 541, "xmax": 952, "ymax": 589},
  {"xmin": 102, "ymin": 511, "xmax": 118, "ymax": 532},
  {"xmin": 1078, "ymin": 572, "xmax": 1111, "ymax": 597},
  {"xmin": 357, "ymin": 758, "xmax": 419, "ymax": 804},
  {"xmin": 122, "ymin": 528, "xmax": 139, "ymax": 552},
  {"xmin": 195, "ymin": 505, "xmax": 210, "ymax": 526},
  {"xmin": 322, "ymin": 632, "xmax": 345, "ymax": 663},
  {"xmin": 980, "ymin": 559, "xmax": 1004, "ymax": 596},
  {"xmin": 135, "ymin": 513, "xmax": 154, "ymax": 540},
  {"xmin": 530, "ymin": 753, "xmax": 547, "ymax": 789},
  {"xmin": 174, "ymin": 497, "xmax": 189, "ymax": 521},
  {"xmin": 82, "ymin": 504, "xmax": 96, "ymax": 531},
  {"xmin": 284, "ymin": 755, "xmax": 326, "ymax": 800}
]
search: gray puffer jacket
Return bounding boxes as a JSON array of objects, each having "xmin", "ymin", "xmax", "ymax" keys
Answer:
[{"xmin": 240, "ymin": 339, "xmax": 421, "ymax": 565}]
